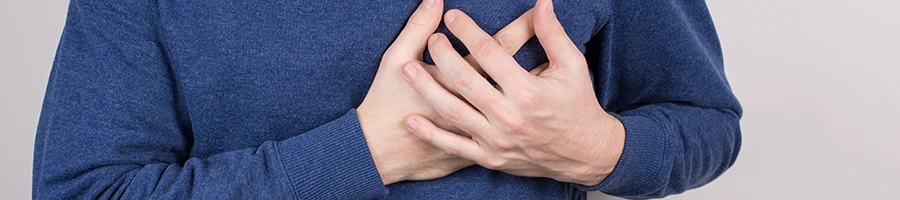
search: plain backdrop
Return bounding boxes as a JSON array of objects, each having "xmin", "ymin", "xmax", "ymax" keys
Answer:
[{"xmin": 2, "ymin": 0, "xmax": 898, "ymax": 199}]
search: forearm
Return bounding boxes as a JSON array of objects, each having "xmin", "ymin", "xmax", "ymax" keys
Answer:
[
  {"xmin": 36, "ymin": 1, "xmax": 387, "ymax": 196},
  {"xmin": 33, "ymin": 110, "xmax": 387, "ymax": 199},
  {"xmin": 577, "ymin": 103, "xmax": 741, "ymax": 198},
  {"xmin": 575, "ymin": 0, "xmax": 743, "ymax": 197}
]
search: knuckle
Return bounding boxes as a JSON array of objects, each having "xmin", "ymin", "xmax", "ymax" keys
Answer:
[
  {"xmin": 422, "ymin": 129, "xmax": 435, "ymax": 142},
  {"xmin": 472, "ymin": 39, "xmax": 498, "ymax": 59},
  {"xmin": 484, "ymin": 157, "xmax": 508, "ymax": 169},
  {"xmin": 549, "ymin": 24, "xmax": 567, "ymax": 37},
  {"xmin": 499, "ymin": 115, "xmax": 527, "ymax": 134},
  {"xmin": 452, "ymin": 71, "xmax": 474, "ymax": 89},
  {"xmin": 494, "ymin": 140, "xmax": 516, "ymax": 150},
  {"xmin": 444, "ymin": 145, "xmax": 461, "ymax": 156},
  {"xmin": 414, "ymin": 76, "xmax": 431, "ymax": 90},
  {"xmin": 515, "ymin": 85, "xmax": 543, "ymax": 107},
  {"xmin": 486, "ymin": 100, "xmax": 506, "ymax": 114},
  {"xmin": 406, "ymin": 10, "xmax": 433, "ymax": 28},
  {"xmin": 519, "ymin": 94, "xmax": 540, "ymax": 108},
  {"xmin": 441, "ymin": 107, "xmax": 464, "ymax": 123},
  {"xmin": 416, "ymin": 126, "xmax": 435, "ymax": 142},
  {"xmin": 406, "ymin": 18, "xmax": 428, "ymax": 29},
  {"xmin": 495, "ymin": 34, "xmax": 518, "ymax": 53}
]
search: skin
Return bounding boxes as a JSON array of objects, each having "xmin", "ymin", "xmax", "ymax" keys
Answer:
[
  {"xmin": 402, "ymin": 0, "xmax": 626, "ymax": 186},
  {"xmin": 359, "ymin": 0, "xmax": 626, "ymax": 186},
  {"xmin": 356, "ymin": 0, "xmax": 538, "ymax": 185}
]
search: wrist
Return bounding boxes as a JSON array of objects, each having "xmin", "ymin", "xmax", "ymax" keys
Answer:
[
  {"xmin": 356, "ymin": 108, "xmax": 406, "ymax": 185},
  {"xmin": 377, "ymin": 168, "xmax": 405, "ymax": 185},
  {"xmin": 576, "ymin": 112, "xmax": 626, "ymax": 186}
]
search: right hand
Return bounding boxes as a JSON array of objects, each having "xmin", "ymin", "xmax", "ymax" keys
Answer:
[{"xmin": 356, "ymin": 0, "xmax": 536, "ymax": 185}]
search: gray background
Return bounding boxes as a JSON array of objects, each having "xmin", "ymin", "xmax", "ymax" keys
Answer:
[{"xmin": 2, "ymin": 0, "xmax": 898, "ymax": 199}]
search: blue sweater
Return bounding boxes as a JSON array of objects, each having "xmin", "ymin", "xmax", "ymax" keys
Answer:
[{"xmin": 33, "ymin": 0, "xmax": 742, "ymax": 199}]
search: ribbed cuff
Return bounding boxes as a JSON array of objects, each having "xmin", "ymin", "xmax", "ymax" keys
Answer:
[
  {"xmin": 276, "ymin": 109, "xmax": 388, "ymax": 199},
  {"xmin": 574, "ymin": 113, "xmax": 670, "ymax": 194}
]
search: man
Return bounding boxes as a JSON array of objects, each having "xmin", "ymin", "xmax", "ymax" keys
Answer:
[{"xmin": 33, "ymin": 0, "xmax": 741, "ymax": 199}]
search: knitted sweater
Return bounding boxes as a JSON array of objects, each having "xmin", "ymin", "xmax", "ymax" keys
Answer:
[{"xmin": 33, "ymin": 0, "xmax": 742, "ymax": 199}]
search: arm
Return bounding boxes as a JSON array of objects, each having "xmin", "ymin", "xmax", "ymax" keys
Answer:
[
  {"xmin": 397, "ymin": 0, "xmax": 741, "ymax": 198},
  {"xmin": 575, "ymin": 0, "xmax": 743, "ymax": 198},
  {"xmin": 34, "ymin": 0, "xmax": 540, "ymax": 198},
  {"xmin": 32, "ymin": 1, "xmax": 386, "ymax": 199}
]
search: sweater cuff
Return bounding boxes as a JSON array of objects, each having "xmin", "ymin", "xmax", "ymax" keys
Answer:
[
  {"xmin": 574, "ymin": 113, "xmax": 669, "ymax": 194},
  {"xmin": 276, "ymin": 109, "xmax": 388, "ymax": 199}
]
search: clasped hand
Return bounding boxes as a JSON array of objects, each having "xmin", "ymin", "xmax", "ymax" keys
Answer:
[
  {"xmin": 403, "ymin": 0, "xmax": 626, "ymax": 186},
  {"xmin": 358, "ymin": 0, "xmax": 625, "ymax": 186}
]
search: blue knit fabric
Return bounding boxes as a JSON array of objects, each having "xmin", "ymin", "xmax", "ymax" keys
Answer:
[{"xmin": 33, "ymin": 0, "xmax": 742, "ymax": 199}]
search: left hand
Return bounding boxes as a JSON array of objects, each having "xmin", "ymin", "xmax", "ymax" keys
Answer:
[{"xmin": 400, "ymin": 0, "xmax": 626, "ymax": 186}]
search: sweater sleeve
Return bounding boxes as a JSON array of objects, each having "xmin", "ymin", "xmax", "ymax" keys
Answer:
[
  {"xmin": 31, "ymin": 0, "xmax": 386, "ymax": 199},
  {"xmin": 572, "ymin": 0, "xmax": 743, "ymax": 198}
]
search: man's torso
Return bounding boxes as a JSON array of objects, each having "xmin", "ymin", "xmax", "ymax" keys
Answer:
[{"xmin": 156, "ymin": 0, "xmax": 608, "ymax": 198}]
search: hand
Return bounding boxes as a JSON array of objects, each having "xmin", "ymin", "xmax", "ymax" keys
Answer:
[
  {"xmin": 400, "ymin": 0, "xmax": 626, "ymax": 186},
  {"xmin": 356, "ymin": 0, "xmax": 536, "ymax": 185}
]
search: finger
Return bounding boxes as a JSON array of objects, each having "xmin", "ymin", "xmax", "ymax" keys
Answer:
[
  {"xmin": 413, "ymin": 64, "xmax": 470, "ymax": 138},
  {"xmin": 401, "ymin": 61, "xmax": 493, "ymax": 140},
  {"xmin": 384, "ymin": 0, "xmax": 443, "ymax": 61},
  {"xmin": 423, "ymin": 60, "xmax": 477, "ymax": 100},
  {"xmin": 406, "ymin": 115, "xmax": 486, "ymax": 163},
  {"xmin": 423, "ymin": 56, "xmax": 483, "ymax": 100},
  {"xmin": 419, "ymin": 63, "xmax": 478, "ymax": 105},
  {"xmin": 463, "ymin": 56, "xmax": 487, "ymax": 78},
  {"xmin": 533, "ymin": 0, "xmax": 585, "ymax": 68},
  {"xmin": 444, "ymin": 9, "xmax": 534, "ymax": 88},
  {"xmin": 427, "ymin": 33, "xmax": 505, "ymax": 112},
  {"xmin": 493, "ymin": 8, "xmax": 535, "ymax": 54},
  {"xmin": 462, "ymin": 8, "xmax": 536, "ymax": 76},
  {"xmin": 419, "ymin": 64, "xmax": 458, "ymax": 95}
]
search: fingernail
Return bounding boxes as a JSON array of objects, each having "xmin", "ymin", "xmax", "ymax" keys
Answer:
[
  {"xmin": 406, "ymin": 118, "xmax": 419, "ymax": 131},
  {"xmin": 403, "ymin": 62, "xmax": 418, "ymax": 80},
  {"xmin": 444, "ymin": 10, "xmax": 456, "ymax": 24},
  {"xmin": 428, "ymin": 34, "xmax": 439, "ymax": 45},
  {"xmin": 422, "ymin": 0, "xmax": 435, "ymax": 8}
]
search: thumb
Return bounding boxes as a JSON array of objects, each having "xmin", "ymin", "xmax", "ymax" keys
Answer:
[
  {"xmin": 533, "ymin": 0, "xmax": 586, "ymax": 72},
  {"xmin": 385, "ymin": 0, "xmax": 444, "ymax": 61}
]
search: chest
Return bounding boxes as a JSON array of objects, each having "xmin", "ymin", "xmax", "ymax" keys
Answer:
[{"xmin": 156, "ymin": 0, "xmax": 609, "ymax": 156}]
